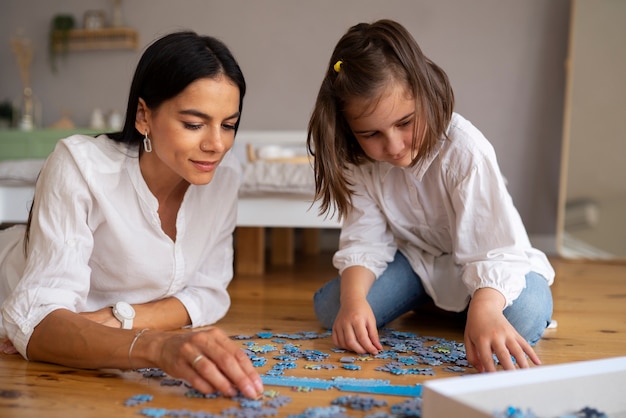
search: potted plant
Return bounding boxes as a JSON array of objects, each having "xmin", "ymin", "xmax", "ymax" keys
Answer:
[
  {"xmin": 48, "ymin": 14, "xmax": 75, "ymax": 73},
  {"xmin": 0, "ymin": 100, "xmax": 13, "ymax": 128}
]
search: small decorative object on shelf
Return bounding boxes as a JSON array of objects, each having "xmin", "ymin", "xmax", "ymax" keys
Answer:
[
  {"xmin": 15, "ymin": 88, "xmax": 42, "ymax": 131},
  {"xmin": 90, "ymin": 108, "xmax": 106, "ymax": 130},
  {"xmin": 111, "ymin": 0, "xmax": 124, "ymax": 27},
  {"xmin": 49, "ymin": 112, "xmax": 76, "ymax": 130},
  {"xmin": 108, "ymin": 109, "xmax": 123, "ymax": 130},
  {"xmin": 83, "ymin": 10, "xmax": 106, "ymax": 30},
  {"xmin": 11, "ymin": 32, "xmax": 41, "ymax": 131}
]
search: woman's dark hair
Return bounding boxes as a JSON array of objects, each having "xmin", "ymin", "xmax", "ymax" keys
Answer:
[
  {"xmin": 110, "ymin": 30, "xmax": 246, "ymax": 144},
  {"xmin": 307, "ymin": 19, "xmax": 454, "ymax": 219}
]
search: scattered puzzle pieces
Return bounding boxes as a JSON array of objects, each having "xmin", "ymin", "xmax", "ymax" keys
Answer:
[
  {"xmin": 390, "ymin": 397, "xmax": 423, "ymax": 417},
  {"xmin": 331, "ymin": 395, "xmax": 387, "ymax": 411},
  {"xmin": 125, "ymin": 327, "xmax": 474, "ymax": 417},
  {"xmin": 289, "ymin": 405, "xmax": 348, "ymax": 418},
  {"xmin": 493, "ymin": 406, "xmax": 610, "ymax": 418}
]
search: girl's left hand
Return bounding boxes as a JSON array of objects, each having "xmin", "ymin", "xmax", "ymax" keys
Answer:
[{"xmin": 464, "ymin": 288, "xmax": 541, "ymax": 372}]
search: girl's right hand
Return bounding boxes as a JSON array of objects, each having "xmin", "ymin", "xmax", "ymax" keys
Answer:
[
  {"xmin": 142, "ymin": 327, "xmax": 264, "ymax": 399},
  {"xmin": 332, "ymin": 298, "xmax": 383, "ymax": 355}
]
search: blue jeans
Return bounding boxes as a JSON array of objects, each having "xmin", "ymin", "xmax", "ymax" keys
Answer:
[{"xmin": 313, "ymin": 251, "xmax": 553, "ymax": 345}]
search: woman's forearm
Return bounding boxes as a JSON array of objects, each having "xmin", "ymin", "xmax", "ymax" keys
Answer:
[
  {"xmin": 79, "ymin": 296, "xmax": 192, "ymax": 331},
  {"xmin": 27, "ymin": 309, "xmax": 159, "ymax": 369},
  {"xmin": 133, "ymin": 297, "xmax": 191, "ymax": 330}
]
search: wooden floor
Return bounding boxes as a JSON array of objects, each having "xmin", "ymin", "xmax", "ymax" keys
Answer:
[{"xmin": 0, "ymin": 249, "xmax": 625, "ymax": 417}]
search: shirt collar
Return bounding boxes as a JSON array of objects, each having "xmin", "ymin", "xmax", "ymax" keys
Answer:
[
  {"xmin": 408, "ymin": 137, "xmax": 446, "ymax": 180},
  {"xmin": 377, "ymin": 137, "xmax": 447, "ymax": 182}
]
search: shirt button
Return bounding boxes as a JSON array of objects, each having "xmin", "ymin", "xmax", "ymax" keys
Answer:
[
  {"xmin": 65, "ymin": 239, "xmax": 76, "ymax": 247},
  {"xmin": 21, "ymin": 324, "xmax": 32, "ymax": 334}
]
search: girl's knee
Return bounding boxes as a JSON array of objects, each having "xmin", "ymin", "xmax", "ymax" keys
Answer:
[
  {"xmin": 505, "ymin": 272, "xmax": 553, "ymax": 344},
  {"xmin": 313, "ymin": 279, "xmax": 341, "ymax": 329}
]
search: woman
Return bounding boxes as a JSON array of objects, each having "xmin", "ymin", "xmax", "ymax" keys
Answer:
[{"xmin": 0, "ymin": 31, "xmax": 263, "ymax": 399}]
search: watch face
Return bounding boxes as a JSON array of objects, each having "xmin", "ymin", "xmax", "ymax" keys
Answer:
[{"xmin": 116, "ymin": 302, "xmax": 135, "ymax": 319}]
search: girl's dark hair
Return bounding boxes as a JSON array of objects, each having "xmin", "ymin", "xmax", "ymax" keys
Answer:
[
  {"xmin": 110, "ymin": 30, "xmax": 246, "ymax": 144},
  {"xmin": 307, "ymin": 19, "xmax": 454, "ymax": 219},
  {"xmin": 24, "ymin": 31, "xmax": 245, "ymax": 254}
]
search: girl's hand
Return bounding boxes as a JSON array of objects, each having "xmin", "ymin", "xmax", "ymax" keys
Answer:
[
  {"xmin": 332, "ymin": 297, "xmax": 383, "ymax": 355},
  {"xmin": 149, "ymin": 327, "xmax": 263, "ymax": 399},
  {"xmin": 464, "ymin": 288, "xmax": 541, "ymax": 372}
]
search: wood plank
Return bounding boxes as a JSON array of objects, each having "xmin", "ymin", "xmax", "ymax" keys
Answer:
[
  {"xmin": 270, "ymin": 227, "xmax": 294, "ymax": 265},
  {"xmin": 234, "ymin": 227, "xmax": 265, "ymax": 275},
  {"xmin": 301, "ymin": 228, "xmax": 321, "ymax": 255}
]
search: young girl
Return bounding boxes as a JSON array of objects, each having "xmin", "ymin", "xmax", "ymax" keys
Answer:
[
  {"xmin": 307, "ymin": 19, "xmax": 555, "ymax": 373},
  {"xmin": 0, "ymin": 31, "xmax": 263, "ymax": 398}
]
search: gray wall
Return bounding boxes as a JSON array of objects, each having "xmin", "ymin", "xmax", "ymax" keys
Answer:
[{"xmin": 0, "ymin": 0, "xmax": 570, "ymax": 238}]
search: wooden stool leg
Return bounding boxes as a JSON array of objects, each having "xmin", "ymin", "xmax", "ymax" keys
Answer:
[
  {"xmin": 235, "ymin": 227, "xmax": 265, "ymax": 275},
  {"xmin": 302, "ymin": 228, "xmax": 321, "ymax": 255},
  {"xmin": 270, "ymin": 227, "xmax": 294, "ymax": 265}
]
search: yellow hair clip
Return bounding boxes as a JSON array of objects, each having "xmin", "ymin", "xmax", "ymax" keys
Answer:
[{"xmin": 333, "ymin": 60, "xmax": 343, "ymax": 73}]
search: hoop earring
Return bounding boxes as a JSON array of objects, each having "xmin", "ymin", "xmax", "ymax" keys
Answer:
[{"xmin": 143, "ymin": 131, "xmax": 152, "ymax": 153}]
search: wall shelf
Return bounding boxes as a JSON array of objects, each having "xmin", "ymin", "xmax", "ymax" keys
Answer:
[{"xmin": 52, "ymin": 27, "xmax": 138, "ymax": 52}]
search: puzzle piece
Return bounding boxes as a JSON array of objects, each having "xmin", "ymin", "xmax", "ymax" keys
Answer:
[
  {"xmin": 331, "ymin": 395, "xmax": 387, "ymax": 411},
  {"xmin": 265, "ymin": 395, "xmax": 292, "ymax": 408},
  {"xmin": 138, "ymin": 408, "xmax": 169, "ymax": 417},
  {"xmin": 390, "ymin": 397, "xmax": 423, "ymax": 417},
  {"xmin": 141, "ymin": 368, "xmax": 167, "ymax": 378},
  {"xmin": 124, "ymin": 394, "xmax": 153, "ymax": 407},
  {"xmin": 289, "ymin": 405, "xmax": 348, "ymax": 418},
  {"xmin": 160, "ymin": 378, "xmax": 183, "ymax": 386}
]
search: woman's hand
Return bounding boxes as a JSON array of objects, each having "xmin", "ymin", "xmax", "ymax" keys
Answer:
[
  {"xmin": 1, "ymin": 337, "xmax": 18, "ymax": 354},
  {"xmin": 141, "ymin": 327, "xmax": 263, "ymax": 399},
  {"xmin": 28, "ymin": 310, "xmax": 262, "ymax": 398},
  {"xmin": 464, "ymin": 288, "xmax": 541, "ymax": 372},
  {"xmin": 332, "ymin": 296, "xmax": 383, "ymax": 355}
]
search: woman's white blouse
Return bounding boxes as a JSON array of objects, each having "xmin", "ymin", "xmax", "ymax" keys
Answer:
[
  {"xmin": 0, "ymin": 135, "xmax": 241, "ymax": 357},
  {"xmin": 333, "ymin": 113, "xmax": 555, "ymax": 311}
]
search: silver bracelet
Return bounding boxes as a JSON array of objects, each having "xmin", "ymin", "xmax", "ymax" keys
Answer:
[{"xmin": 128, "ymin": 328, "xmax": 149, "ymax": 370}]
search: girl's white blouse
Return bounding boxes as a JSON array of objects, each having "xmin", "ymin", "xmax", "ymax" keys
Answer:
[
  {"xmin": 0, "ymin": 135, "xmax": 241, "ymax": 358},
  {"xmin": 333, "ymin": 113, "xmax": 555, "ymax": 311}
]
